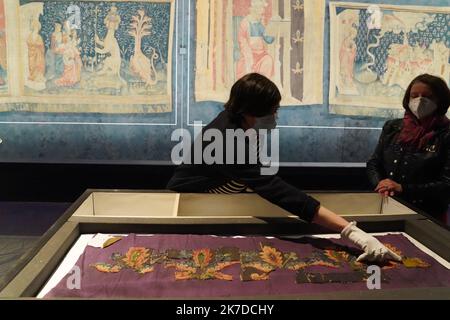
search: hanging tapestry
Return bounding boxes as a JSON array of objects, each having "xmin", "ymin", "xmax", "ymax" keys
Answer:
[
  {"xmin": 194, "ymin": 0, "xmax": 324, "ymax": 106},
  {"xmin": 0, "ymin": 0, "xmax": 8, "ymax": 96},
  {"xmin": 44, "ymin": 233, "xmax": 450, "ymax": 298},
  {"xmin": 0, "ymin": 0, "xmax": 174, "ymax": 113},
  {"xmin": 329, "ymin": 2, "xmax": 450, "ymax": 117}
]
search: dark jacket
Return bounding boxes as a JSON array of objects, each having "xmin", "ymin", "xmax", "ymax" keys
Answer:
[
  {"xmin": 367, "ymin": 118, "xmax": 450, "ymax": 216},
  {"xmin": 167, "ymin": 110, "xmax": 320, "ymax": 222}
]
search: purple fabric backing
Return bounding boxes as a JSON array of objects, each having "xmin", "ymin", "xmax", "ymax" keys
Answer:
[{"xmin": 45, "ymin": 234, "xmax": 450, "ymax": 298}]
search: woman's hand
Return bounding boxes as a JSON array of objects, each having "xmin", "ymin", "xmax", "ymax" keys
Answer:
[
  {"xmin": 312, "ymin": 209, "xmax": 402, "ymax": 262},
  {"xmin": 341, "ymin": 222, "xmax": 402, "ymax": 262},
  {"xmin": 375, "ymin": 179, "xmax": 403, "ymax": 196}
]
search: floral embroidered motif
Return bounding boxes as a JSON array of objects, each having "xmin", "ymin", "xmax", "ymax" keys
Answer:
[
  {"xmin": 192, "ymin": 249, "xmax": 213, "ymax": 269},
  {"xmin": 123, "ymin": 247, "xmax": 150, "ymax": 269},
  {"xmin": 91, "ymin": 247, "xmax": 164, "ymax": 274},
  {"xmin": 90, "ymin": 240, "xmax": 431, "ymax": 282},
  {"xmin": 241, "ymin": 242, "xmax": 309, "ymax": 281},
  {"xmin": 259, "ymin": 245, "xmax": 283, "ymax": 268},
  {"xmin": 322, "ymin": 249, "xmax": 362, "ymax": 270},
  {"xmin": 165, "ymin": 247, "xmax": 240, "ymax": 281}
]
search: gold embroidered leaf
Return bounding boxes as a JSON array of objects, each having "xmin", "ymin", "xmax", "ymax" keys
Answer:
[
  {"xmin": 91, "ymin": 263, "xmax": 121, "ymax": 273},
  {"xmin": 402, "ymin": 257, "xmax": 430, "ymax": 268},
  {"xmin": 102, "ymin": 237, "xmax": 122, "ymax": 248}
]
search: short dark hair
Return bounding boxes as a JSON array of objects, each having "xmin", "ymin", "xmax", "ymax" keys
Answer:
[
  {"xmin": 402, "ymin": 74, "xmax": 450, "ymax": 116},
  {"xmin": 224, "ymin": 73, "xmax": 281, "ymax": 117}
]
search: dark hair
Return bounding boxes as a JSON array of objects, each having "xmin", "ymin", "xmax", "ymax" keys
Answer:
[
  {"xmin": 224, "ymin": 73, "xmax": 281, "ymax": 117},
  {"xmin": 402, "ymin": 74, "xmax": 450, "ymax": 116}
]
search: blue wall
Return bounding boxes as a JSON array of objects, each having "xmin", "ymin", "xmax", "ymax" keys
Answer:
[{"xmin": 0, "ymin": 0, "xmax": 448, "ymax": 165}]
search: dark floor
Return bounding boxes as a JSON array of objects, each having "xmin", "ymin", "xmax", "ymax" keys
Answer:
[
  {"xmin": 0, "ymin": 202, "xmax": 70, "ymax": 288},
  {"xmin": 0, "ymin": 236, "xmax": 38, "ymax": 277}
]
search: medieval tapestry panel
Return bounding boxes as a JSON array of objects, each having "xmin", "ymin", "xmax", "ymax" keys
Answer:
[
  {"xmin": 329, "ymin": 2, "xmax": 449, "ymax": 116},
  {"xmin": 0, "ymin": 0, "xmax": 8, "ymax": 96},
  {"xmin": 195, "ymin": 0, "xmax": 324, "ymax": 106},
  {"xmin": 0, "ymin": 0, "xmax": 175, "ymax": 113}
]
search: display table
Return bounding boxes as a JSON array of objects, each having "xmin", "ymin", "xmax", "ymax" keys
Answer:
[{"xmin": 1, "ymin": 190, "xmax": 449, "ymax": 299}]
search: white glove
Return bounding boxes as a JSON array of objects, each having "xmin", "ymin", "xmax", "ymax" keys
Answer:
[{"xmin": 341, "ymin": 221, "xmax": 402, "ymax": 263}]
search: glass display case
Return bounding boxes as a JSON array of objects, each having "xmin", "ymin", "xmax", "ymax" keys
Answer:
[{"xmin": 1, "ymin": 190, "xmax": 448, "ymax": 299}]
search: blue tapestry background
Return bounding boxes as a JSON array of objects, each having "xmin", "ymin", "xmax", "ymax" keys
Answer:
[{"xmin": 0, "ymin": 0, "xmax": 448, "ymax": 165}]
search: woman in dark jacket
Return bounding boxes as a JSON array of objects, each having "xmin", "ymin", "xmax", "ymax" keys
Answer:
[
  {"xmin": 168, "ymin": 73, "xmax": 400, "ymax": 263},
  {"xmin": 367, "ymin": 74, "xmax": 450, "ymax": 221}
]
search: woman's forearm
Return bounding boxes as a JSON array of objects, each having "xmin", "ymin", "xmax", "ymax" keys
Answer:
[{"xmin": 312, "ymin": 206, "xmax": 350, "ymax": 232}]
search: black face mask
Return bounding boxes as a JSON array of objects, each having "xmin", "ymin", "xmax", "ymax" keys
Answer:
[{"xmin": 253, "ymin": 114, "xmax": 277, "ymax": 130}]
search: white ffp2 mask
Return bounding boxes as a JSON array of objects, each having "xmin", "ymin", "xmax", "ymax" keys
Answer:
[{"xmin": 409, "ymin": 97, "xmax": 437, "ymax": 119}]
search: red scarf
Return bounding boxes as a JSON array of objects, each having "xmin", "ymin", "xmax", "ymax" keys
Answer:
[{"xmin": 397, "ymin": 112, "xmax": 449, "ymax": 150}]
